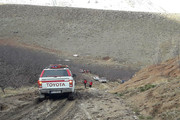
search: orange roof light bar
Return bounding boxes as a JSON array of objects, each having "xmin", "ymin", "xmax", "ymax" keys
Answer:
[{"xmin": 49, "ymin": 64, "xmax": 69, "ymax": 69}]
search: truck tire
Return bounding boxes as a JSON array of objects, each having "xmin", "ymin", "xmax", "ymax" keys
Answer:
[
  {"xmin": 68, "ymin": 92, "xmax": 76, "ymax": 100},
  {"xmin": 39, "ymin": 93, "xmax": 46, "ymax": 101}
]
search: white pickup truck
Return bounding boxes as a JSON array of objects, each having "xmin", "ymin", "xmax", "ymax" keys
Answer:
[{"xmin": 38, "ymin": 64, "xmax": 76, "ymax": 100}]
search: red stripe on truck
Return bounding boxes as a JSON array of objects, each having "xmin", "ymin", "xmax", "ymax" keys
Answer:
[
  {"xmin": 67, "ymin": 69, "xmax": 72, "ymax": 76},
  {"xmin": 40, "ymin": 70, "xmax": 45, "ymax": 77}
]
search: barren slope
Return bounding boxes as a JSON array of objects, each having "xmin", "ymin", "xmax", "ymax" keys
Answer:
[{"xmin": 0, "ymin": 5, "xmax": 180, "ymax": 66}]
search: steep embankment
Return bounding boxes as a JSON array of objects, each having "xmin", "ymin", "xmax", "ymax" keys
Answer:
[
  {"xmin": 111, "ymin": 57, "xmax": 180, "ymax": 120},
  {"xmin": 0, "ymin": 5, "xmax": 180, "ymax": 66},
  {"xmin": 113, "ymin": 57, "xmax": 180, "ymax": 92}
]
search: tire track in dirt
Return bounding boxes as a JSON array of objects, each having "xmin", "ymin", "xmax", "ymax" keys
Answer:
[
  {"xmin": 0, "ymin": 96, "xmax": 76, "ymax": 120},
  {"xmin": 0, "ymin": 97, "xmax": 44, "ymax": 120},
  {"xmin": 79, "ymin": 102, "xmax": 92, "ymax": 120},
  {"xmin": 41, "ymin": 99, "xmax": 68, "ymax": 120},
  {"xmin": 44, "ymin": 99, "xmax": 76, "ymax": 120}
]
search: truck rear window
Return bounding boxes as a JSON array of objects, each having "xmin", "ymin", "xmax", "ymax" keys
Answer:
[{"xmin": 42, "ymin": 70, "xmax": 69, "ymax": 77}]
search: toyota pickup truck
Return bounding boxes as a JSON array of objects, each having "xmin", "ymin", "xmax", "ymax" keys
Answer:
[{"xmin": 38, "ymin": 64, "xmax": 76, "ymax": 100}]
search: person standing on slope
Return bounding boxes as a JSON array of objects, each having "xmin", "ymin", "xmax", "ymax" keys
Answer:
[
  {"xmin": 84, "ymin": 79, "xmax": 87, "ymax": 88},
  {"xmin": 89, "ymin": 80, "xmax": 93, "ymax": 88}
]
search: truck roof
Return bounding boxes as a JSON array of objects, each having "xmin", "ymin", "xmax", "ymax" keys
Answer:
[{"xmin": 44, "ymin": 68, "xmax": 68, "ymax": 70}]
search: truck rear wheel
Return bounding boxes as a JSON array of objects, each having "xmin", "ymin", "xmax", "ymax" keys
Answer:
[
  {"xmin": 39, "ymin": 93, "xmax": 46, "ymax": 101},
  {"xmin": 68, "ymin": 92, "xmax": 76, "ymax": 100}
]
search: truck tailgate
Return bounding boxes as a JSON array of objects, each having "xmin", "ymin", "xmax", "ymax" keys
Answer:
[{"xmin": 42, "ymin": 80, "xmax": 69, "ymax": 89}]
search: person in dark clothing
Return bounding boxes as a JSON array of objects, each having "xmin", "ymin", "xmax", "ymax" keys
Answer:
[
  {"xmin": 84, "ymin": 79, "xmax": 87, "ymax": 88},
  {"xmin": 89, "ymin": 80, "xmax": 93, "ymax": 88}
]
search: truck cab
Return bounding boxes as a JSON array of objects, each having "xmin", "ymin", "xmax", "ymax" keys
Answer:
[{"xmin": 38, "ymin": 64, "xmax": 76, "ymax": 100}]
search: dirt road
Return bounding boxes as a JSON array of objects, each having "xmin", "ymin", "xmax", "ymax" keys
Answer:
[
  {"xmin": 0, "ymin": 78, "xmax": 137, "ymax": 120},
  {"xmin": 73, "ymin": 88, "xmax": 136, "ymax": 120},
  {"xmin": 0, "ymin": 89, "xmax": 76, "ymax": 120}
]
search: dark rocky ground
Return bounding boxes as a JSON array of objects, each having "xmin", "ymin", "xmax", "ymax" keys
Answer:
[{"xmin": 0, "ymin": 45, "xmax": 136, "ymax": 89}]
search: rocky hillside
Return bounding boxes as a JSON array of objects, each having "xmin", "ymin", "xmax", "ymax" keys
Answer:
[
  {"xmin": 0, "ymin": 5, "xmax": 180, "ymax": 67},
  {"xmin": 111, "ymin": 57, "xmax": 180, "ymax": 120}
]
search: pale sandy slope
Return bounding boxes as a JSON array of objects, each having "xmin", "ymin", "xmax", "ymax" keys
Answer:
[{"xmin": 1, "ymin": 0, "xmax": 180, "ymax": 13}]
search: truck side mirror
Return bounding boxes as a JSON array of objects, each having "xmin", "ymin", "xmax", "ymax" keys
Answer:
[{"xmin": 72, "ymin": 74, "xmax": 76, "ymax": 78}]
